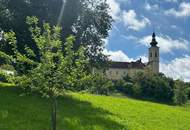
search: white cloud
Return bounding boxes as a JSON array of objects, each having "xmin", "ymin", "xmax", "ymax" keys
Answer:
[
  {"xmin": 106, "ymin": 0, "xmax": 121, "ymax": 20},
  {"xmin": 145, "ymin": 3, "xmax": 159, "ymax": 11},
  {"xmin": 165, "ymin": 0, "xmax": 178, "ymax": 3},
  {"xmin": 122, "ymin": 10, "xmax": 151, "ymax": 31},
  {"xmin": 160, "ymin": 56, "xmax": 190, "ymax": 82},
  {"xmin": 138, "ymin": 56, "xmax": 148, "ymax": 63},
  {"xmin": 165, "ymin": 2, "xmax": 190, "ymax": 17},
  {"xmin": 139, "ymin": 35, "xmax": 189, "ymax": 53},
  {"xmin": 103, "ymin": 49, "xmax": 148, "ymax": 63},
  {"xmin": 121, "ymin": 35, "xmax": 138, "ymax": 41},
  {"xmin": 103, "ymin": 49, "xmax": 133, "ymax": 62}
]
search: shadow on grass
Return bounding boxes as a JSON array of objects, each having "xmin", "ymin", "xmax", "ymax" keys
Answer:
[
  {"xmin": 0, "ymin": 87, "xmax": 128, "ymax": 130},
  {"xmin": 113, "ymin": 92, "xmax": 175, "ymax": 106},
  {"xmin": 57, "ymin": 95, "xmax": 127, "ymax": 130}
]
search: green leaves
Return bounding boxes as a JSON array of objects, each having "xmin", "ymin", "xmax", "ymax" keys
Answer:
[
  {"xmin": 26, "ymin": 16, "xmax": 39, "ymax": 26},
  {"xmin": 26, "ymin": 16, "xmax": 63, "ymax": 60},
  {"xmin": 4, "ymin": 31, "xmax": 17, "ymax": 53},
  {"xmin": 16, "ymin": 17, "xmax": 90, "ymax": 99},
  {"xmin": 173, "ymin": 80, "xmax": 189, "ymax": 105}
]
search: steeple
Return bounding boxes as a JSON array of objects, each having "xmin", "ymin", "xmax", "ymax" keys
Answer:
[
  {"xmin": 148, "ymin": 32, "xmax": 159, "ymax": 74},
  {"xmin": 150, "ymin": 32, "xmax": 158, "ymax": 46}
]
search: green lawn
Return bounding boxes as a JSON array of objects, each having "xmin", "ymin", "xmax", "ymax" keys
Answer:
[{"xmin": 0, "ymin": 84, "xmax": 190, "ymax": 130}]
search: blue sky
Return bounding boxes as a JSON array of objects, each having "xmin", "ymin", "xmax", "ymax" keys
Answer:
[{"xmin": 105, "ymin": 0, "xmax": 190, "ymax": 81}]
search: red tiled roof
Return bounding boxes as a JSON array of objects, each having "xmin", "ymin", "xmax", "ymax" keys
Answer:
[{"xmin": 109, "ymin": 60, "xmax": 146, "ymax": 69}]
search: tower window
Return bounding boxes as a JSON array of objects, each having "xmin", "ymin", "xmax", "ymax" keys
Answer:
[
  {"xmin": 150, "ymin": 52, "xmax": 152, "ymax": 57},
  {"xmin": 155, "ymin": 52, "xmax": 158, "ymax": 57}
]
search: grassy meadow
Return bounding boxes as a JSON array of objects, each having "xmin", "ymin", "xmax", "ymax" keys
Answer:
[{"xmin": 0, "ymin": 83, "xmax": 190, "ymax": 130}]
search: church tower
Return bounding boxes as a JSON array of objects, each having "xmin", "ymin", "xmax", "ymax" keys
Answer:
[{"xmin": 148, "ymin": 32, "xmax": 159, "ymax": 74}]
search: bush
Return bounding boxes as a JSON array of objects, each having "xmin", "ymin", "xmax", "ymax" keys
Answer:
[
  {"xmin": 187, "ymin": 87, "xmax": 190, "ymax": 100},
  {"xmin": 89, "ymin": 74, "xmax": 114, "ymax": 95},
  {"xmin": 139, "ymin": 76, "xmax": 173, "ymax": 102},
  {"xmin": 0, "ymin": 51, "xmax": 13, "ymax": 65},
  {"xmin": 114, "ymin": 72, "xmax": 190, "ymax": 105},
  {"xmin": 132, "ymin": 83, "xmax": 142, "ymax": 97},
  {"xmin": 173, "ymin": 80, "xmax": 188, "ymax": 105},
  {"xmin": 114, "ymin": 80, "xmax": 125, "ymax": 92},
  {"xmin": 0, "ymin": 71, "xmax": 10, "ymax": 82},
  {"xmin": 115, "ymin": 80, "xmax": 134, "ymax": 95},
  {"xmin": 123, "ymin": 73, "xmax": 173, "ymax": 102},
  {"xmin": 0, "ymin": 64, "xmax": 15, "ymax": 71}
]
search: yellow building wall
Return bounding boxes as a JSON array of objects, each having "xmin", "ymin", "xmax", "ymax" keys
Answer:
[{"xmin": 105, "ymin": 68, "xmax": 145, "ymax": 80}]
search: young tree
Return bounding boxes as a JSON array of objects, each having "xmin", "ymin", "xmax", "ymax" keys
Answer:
[{"xmin": 5, "ymin": 16, "xmax": 89, "ymax": 130}]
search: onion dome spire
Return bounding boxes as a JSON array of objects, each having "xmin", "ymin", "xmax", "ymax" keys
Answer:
[{"xmin": 150, "ymin": 32, "xmax": 158, "ymax": 46}]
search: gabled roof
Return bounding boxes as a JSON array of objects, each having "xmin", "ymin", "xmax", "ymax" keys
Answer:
[{"xmin": 109, "ymin": 59, "xmax": 146, "ymax": 69}]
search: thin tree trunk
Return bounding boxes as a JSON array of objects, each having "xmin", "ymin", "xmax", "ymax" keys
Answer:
[{"xmin": 51, "ymin": 97, "xmax": 57, "ymax": 130}]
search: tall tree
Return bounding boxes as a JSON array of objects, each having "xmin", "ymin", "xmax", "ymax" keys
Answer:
[{"xmin": 0, "ymin": 0, "xmax": 112, "ymax": 67}]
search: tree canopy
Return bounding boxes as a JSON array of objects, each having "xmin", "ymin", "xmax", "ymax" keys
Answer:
[
  {"xmin": 2, "ymin": 16, "xmax": 90, "ymax": 130},
  {"xmin": 0, "ymin": 0, "xmax": 112, "ymax": 67}
]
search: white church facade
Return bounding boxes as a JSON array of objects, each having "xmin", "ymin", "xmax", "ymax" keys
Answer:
[{"xmin": 94, "ymin": 32, "xmax": 160, "ymax": 80}]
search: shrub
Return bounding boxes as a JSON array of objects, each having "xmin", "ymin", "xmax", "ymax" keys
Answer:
[
  {"xmin": 140, "ymin": 76, "xmax": 173, "ymax": 102},
  {"xmin": 173, "ymin": 80, "xmax": 188, "ymax": 105},
  {"xmin": 187, "ymin": 87, "xmax": 190, "ymax": 100},
  {"xmin": 0, "ymin": 51, "xmax": 13, "ymax": 65},
  {"xmin": 115, "ymin": 80, "xmax": 134, "ymax": 95},
  {"xmin": 89, "ymin": 74, "xmax": 114, "ymax": 95},
  {"xmin": 0, "ymin": 64, "xmax": 15, "ymax": 71},
  {"xmin": 132, "ymin": 83, "xmax": 142, "ymax": 97},
  {"xmin": 116, "ymin": 72, "xmax": 188, "ymax": 105},
  {"xmin": 114, "ymin": 80, "xmax": 125, "ymax": 92},
  {"xmin": 0, "ymin": 71, "xmax": 10, "ymax": 82}
]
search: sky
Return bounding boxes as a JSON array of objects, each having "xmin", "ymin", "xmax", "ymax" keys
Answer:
[{"xmin": 105, "ymin": 0, "xmax": 190, "ymax": 82}]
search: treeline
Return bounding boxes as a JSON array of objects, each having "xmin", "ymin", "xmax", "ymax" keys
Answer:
[
  {"xmin": 1, "ymin": 67, "xmax": 190, "ymax": 106},
  {"xmin": 52, "ymin": 71, "xmax": 190, "ymax": 106},
  {"xmin": 115, "ymin": 72, "xmax": 190, "ymax": 105}
]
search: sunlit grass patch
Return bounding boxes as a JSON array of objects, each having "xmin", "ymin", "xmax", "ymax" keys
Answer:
[{"xmin": 0, "ymin": 86, "xmax": 190, "ymax": 130}]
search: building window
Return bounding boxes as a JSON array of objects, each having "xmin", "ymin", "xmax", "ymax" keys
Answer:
[
  {"xmin": 116, "ymin": 71, "xmax": 118, "ymax": 75},
  {"xmin": 150, "ymin": 52, "xmax": 152, "ymax": 57},
  {"xmin": 109, "ymin": 71, "xmax": 112, "ymax": 75},
  {"xmin": 155, "ymin": 52, "xmax": 158, "ymax": 57}
]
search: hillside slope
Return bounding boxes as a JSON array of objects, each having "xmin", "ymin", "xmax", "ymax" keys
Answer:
[{"xmin": 0, "ymin": 84, "xmax": 190, "ymax": 130}]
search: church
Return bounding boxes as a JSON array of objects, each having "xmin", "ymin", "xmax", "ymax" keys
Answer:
[{"xmin": 94, "ymin": 32, "xmax": 160, "ymax": 80}]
